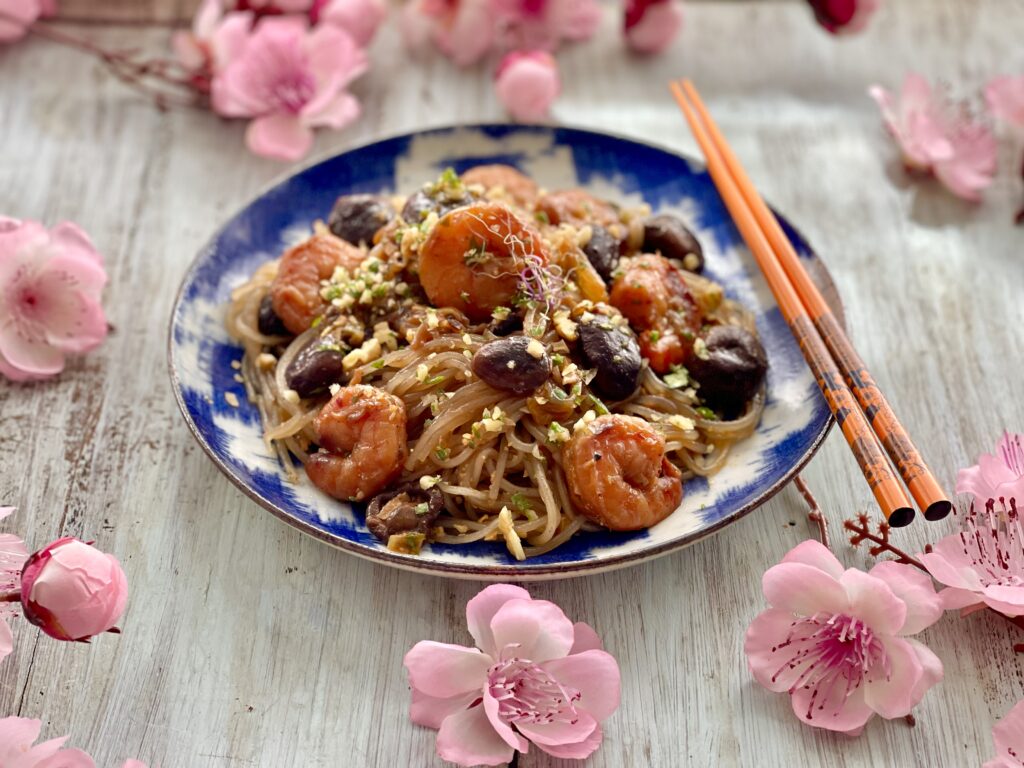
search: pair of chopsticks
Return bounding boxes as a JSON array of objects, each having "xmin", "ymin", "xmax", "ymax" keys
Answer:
[{"xmin": 670, "ymin": 79, "xmax": 951, "ymax": 527}]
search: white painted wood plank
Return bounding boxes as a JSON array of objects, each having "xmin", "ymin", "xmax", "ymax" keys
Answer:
[{"xmin": 1, "ymin": 1, "xmax": 1022, "ymax": 766}]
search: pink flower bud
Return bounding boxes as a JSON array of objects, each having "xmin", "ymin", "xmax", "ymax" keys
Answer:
[
  {"xmin": 20, "ymin": 538, "xmax": 127, "ymax": 642},
  {"xmin": 806, "ymin": 0, "xmax": 879, "ymax": 35},
  {"xmin": 624, "ymin": 0, "xmax": 683, "ymax": 54},
  {"xmin": 494, "ymin": 51, "xmax": 560, "ymax": 122}
]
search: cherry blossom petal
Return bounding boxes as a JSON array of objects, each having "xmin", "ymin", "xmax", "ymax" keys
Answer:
[
  {"xmin": 904, "ymin": 637, "xmax": 944, "ymax": 709},
  {"xmin": 986, "ymin": 75, "xmax": 1024, "ymax": 128},
  {"xmin": 840, "ymin": 569, "xmax": 906, "ymax": 636},
  {"xmin": 957, "ymin": 432, "xmax": 1024, "ymax": 504},
  {"xmin": 302, "ymin": 92, "xmax": 361, "ymax": 131},
  {"xmin": 861, "ymin": 636, "xmax": 924, "ymax": 718},
  {"xmin": 920, "ymin": 536, "xmax": 987, "ymax": 591},
  {"xmin": 210, "ymin": 12, "xmax": 254, "ymax": 71},
  {"xmin": 490, "ymin": 598, "xmax": 575, "ymax": 662},
  {"xmin": 0, "ymin": 326, "xmax": 66, "ymax": 377},
  {"xmin": 568, "ymin": 621, "xmax": 602, "ymax": 653},
  {"xmin": 302, "ymin": 24, "xmax": 367, "ymax": 115},
  {"xmin": 744, "ymin": 607, "xmax": 804, "ymax": 693},
  {"xmin": 989, "ymin": 700, "xmax": 1024, "ymax": 768},
  {"xmin": 482, "ymin": 689, "xmax": 530, "ymax": 752},
  {"xmin": 410, "ymin": 687, "xmax": 477, "ymax": 729},
  {"xmin": 789, "ymin": 677, "xmax": 873, "ymax": 733},
  {"xmin": 0, "ymin": 0, "xmax": 40, "ymax": 43},
  {"xmin": 979, "ymin": 585, "xmax": 1024, "ymax": 618},
  {"xmin": 939, "ymin": 586, "xmax": 983, "ymax": 611},
  {"xmin": 317, "ymin": 0, "xmax": 388, "ymax": 47},
  {"xmin": 121, "ymin": 761, "xmax": 148, "ymax": 768},
  {"xmin": 0, "ymin": 718, "xmax": 70, "ymax": 766},
  {"xmin": 515, "ymin": 708, "xmax": 597, "ymax": 747},
  {"xmin": 245, "ymin": 115, "xmax": 314, "ymax": 162},
  {"xmin": 540, "ymin": 649, "xmax": 621, "ymax": 721},
  {"xmin": 42, "ymin": 253, "xmax": 108, "ymax": 300},
  {"xmin": 48, "ymin": 221, "xmax": 102, "ymax": 266},
  {"xmin": 404, "ymin": 641, "xmax": 491, "ymax": 698},
  {"xmin": 39, "ymin": 289, "xmax": 107, "ymax": 355},
  {"xmin": 435, "ymin": 703, "xmax": 515, "ymax": 767},
  {"xmin": 781, "ymin": 539, "xmax": 845, "ymax": 579},
  {"xmin": 535, "ymin": 723, "xmax": 603, "ymax": 759},
  {"xmin": 762, "ymin": 562, "xmax": 847, "ymax": 617},
  {"xmin": 934, "ymin": 126, "xmax": 998, "ymax": 203},
  {"xmin": 0, "ymin": 506, "xmax": 14, "ymax": 520},
  {"xmin": 466, "ymin": 584, "xmax": 531, "ymax": 657},
  {"xmin": 868, "ymin": 560, "xmax": 944, "ymax": 635}
]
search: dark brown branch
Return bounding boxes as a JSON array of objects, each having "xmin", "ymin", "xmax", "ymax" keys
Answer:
[
  {"xmin": 843, "ymin": 514, "xmax": 927, "ymax": 570},
  {"xmin": 0, "ymin": 11, "xmax": 207, "ymax": 110},
  {"xmin": 794, "ymin": 475, "xmax": 829, "ymax": 550}
]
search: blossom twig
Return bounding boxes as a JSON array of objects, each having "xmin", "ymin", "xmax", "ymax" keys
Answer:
[
  {"xmin": 794, "ymin": 475, "xmax": 829, "ymax": 549},
  {"xmin": 0, "ymin": 11, "xmax": 204, "ymax": 111},
  {"xmin": 844, "ymin": 514, "xmax": 926, "ymax": 570}
]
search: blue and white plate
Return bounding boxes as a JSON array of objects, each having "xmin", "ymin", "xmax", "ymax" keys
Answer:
[{"xmin": 169, "ymin": 124, "xmax": 841, "ymax": 580}]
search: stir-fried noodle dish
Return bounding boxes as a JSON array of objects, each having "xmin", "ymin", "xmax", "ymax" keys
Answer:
[{"xmin": 227, "ymin": 165, "xmax": 768, "ymax": 560}]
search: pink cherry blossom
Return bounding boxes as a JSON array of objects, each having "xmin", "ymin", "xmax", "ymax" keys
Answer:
[
  {"xmin": 957, "ymin": 431, "xmax": 1024, "ymax": 506},
  {"xmin": 624, "ymin": 0, "xmax": 683, "ymax": 54},
  {"xmin": 404, "ymin": 584, "xmax": 620, "ymax": 766},
  {"xmin": 38, "ymin": 0, "xmax": 56, "ymax": 17},
  {"xmin": 495, "ymin": 51, "xmax": 560, "ymax": 122},
  {"xmin": 211, "ymin": 16, "xmax": 367, "ymax": 161},
  {"xmin": 401, "ymin": 0, "xmax": 496, "ymax": 67},
  {"xmin": 986, "ymin": 700, "xmax": 1024, "ymax": 768},
  {"xmin": 20, "ymin": 538, "xmax": 128, "ymax": 642},
  {"xmin": 987, "ymin": 76, "xmax": 1024, "ymax": 129},
  {"xmin": 315, "ymin": 0, "xmax": 387, "ymax": 47},
  {"xmin": 0, "ymin": 217, "xmax": 108, "ymax": 382},
  {"xmin": 806, "ymin": 0, "xmax": 879, "ymax": 35},
  {"xmin": 0, "ymin": 717, "xmax": 146, "ymax": 768},
  {"xmin": 0, "ymin": 0, "xmax": 40, "ymax": 44},
  {"xmin": 0, "ymin": 718, "xmax": 94, "ymax": 768},
  {"xmin": 920, "ymin": 499, "xmax": 1024, "ymax": 616},
  {"xmin": 744, "ymin": 540, "xmax": 944, "ymax": 735},
  {"xmin": 869, "ymin": 73, "xmax": 997, "ymax": 201},
  {"xmin": 493, "ymin": 0, "xmax": 601, "ymax": 51}
]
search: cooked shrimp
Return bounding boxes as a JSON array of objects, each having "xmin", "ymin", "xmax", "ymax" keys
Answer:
[
  {"xmin": 270, "ymin": 231, "xmax": 364, "ymax": 335},
  {"xmin": 609, "ymin": 253, "xmax": 702, "ymax": 373},
  {"xmin": 461, "ymin": 164, "xmax": 539, "ymax": 207},
  {"xmin": 305, "ymin": 385, "xmax": 408, "ymax": 502},
  {"xmin": 536, "ymin": 189, "xmax": 620, "ymax": 228},
  {"xmin": 563, "ymin": 414, "xmax": 682, "ymax": 531},
  {"xmin": 418, "ymin": 202, "xmax": 549, "ymax": 321}
]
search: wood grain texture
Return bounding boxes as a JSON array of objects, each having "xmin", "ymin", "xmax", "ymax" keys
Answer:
[{"xmin": 1, "ymin": 0, "xmax": 1023, "ymax": 766}]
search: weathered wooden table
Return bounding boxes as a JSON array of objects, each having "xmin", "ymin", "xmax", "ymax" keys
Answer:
[{"xmin": 2, "ymin": 0, "xmax": 1022, "ymax": 765}]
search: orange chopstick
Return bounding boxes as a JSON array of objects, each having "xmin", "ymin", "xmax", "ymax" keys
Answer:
[
  {"xmin": 679, "ymin": 80, "xmax": 951, "ymax": 522},
  {"xmin": 669, "ymin": 81, "xmax": 916, "ymax": 527}
]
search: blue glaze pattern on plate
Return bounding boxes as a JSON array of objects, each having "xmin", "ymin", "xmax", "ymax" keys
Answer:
[{"xmin": 168, "ymin": 124, "xmax": 839, "ymax": 580}]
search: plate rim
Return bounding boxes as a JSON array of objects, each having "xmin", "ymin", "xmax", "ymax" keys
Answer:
[{"xmin": 167, "ymin": 121, "xmax": 843, "ymax": 581}]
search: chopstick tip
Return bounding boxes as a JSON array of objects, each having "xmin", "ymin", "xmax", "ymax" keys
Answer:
[
  {"xmin": 888, "ymin": 506, "xmax": 916, "ymax": 528},
  {"xmin": 924, "ymin": 499, "xmax": 953, "ymax": 521}
]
